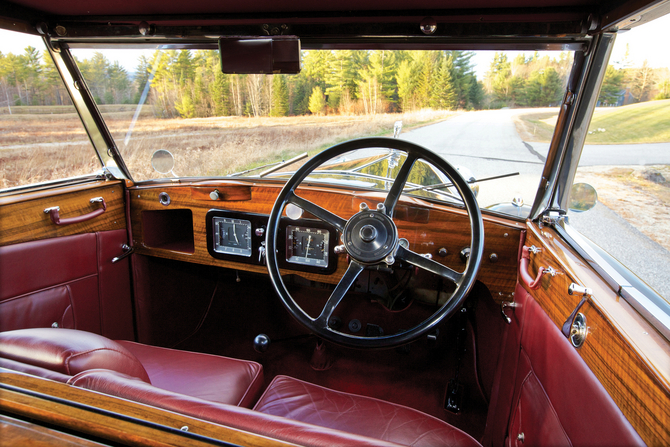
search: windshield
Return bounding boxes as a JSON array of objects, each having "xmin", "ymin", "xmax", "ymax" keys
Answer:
[{"xmin": 69, "ymin": 47, "xmax": 573, "ymax": 213}]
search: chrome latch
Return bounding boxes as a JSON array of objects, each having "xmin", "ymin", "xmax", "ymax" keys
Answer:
[
  {"xmin": 501, "ymin": 301, "xmax": 520, "ymax": 324},
  {"xmin": 540, "ymin": 210, "xmax": 566, "ymax": 227},
  {"xmin": 112, "ymin": 244, "xmax": 135, "ymax": 263}
]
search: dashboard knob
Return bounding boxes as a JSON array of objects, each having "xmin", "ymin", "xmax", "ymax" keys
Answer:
[
  {"xmin": 255, "ymin": 227, "xmax": 265, "ymax": 237},
  {"xmin": 210, "ymin": 190, "xmax": 220, "ymax": 200}
]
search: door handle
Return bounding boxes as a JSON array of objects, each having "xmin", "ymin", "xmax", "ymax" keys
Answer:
[
  {"xmin": 519, "ymin": 245, "xmax": 545, "ymax": 290},
  {"xmin": 44, "ymin": 197, "xmax": 107, "ymax": 226}
]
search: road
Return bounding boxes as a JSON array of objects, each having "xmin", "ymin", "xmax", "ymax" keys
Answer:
[{"xmin": 400, "ymin": 108, "xmax": 670, "ymax": 300}]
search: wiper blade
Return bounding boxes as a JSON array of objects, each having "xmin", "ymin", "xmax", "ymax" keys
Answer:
[
  {"xmin": 229, "ymin": 152, "xmax": 308, "ymax": 177},
  {"xmin": 259, "ymin": 152, "xmax": 308, "ymax": 177},
  {"xmin": 404, "ymin": 172, "xmax": 519, "ymax": 192}
]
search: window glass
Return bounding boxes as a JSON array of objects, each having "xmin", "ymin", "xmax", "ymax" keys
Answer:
[
  {"xmin": 0, "ymin": 30, "xmax": 101, "ymax": 190},
  {"xmin": 567, "ymin": 15, "xmax": 670, "ymax": 301},
  {"xmin": 71, "ymin": 46, "xmax": 573, "ymax": 216}
]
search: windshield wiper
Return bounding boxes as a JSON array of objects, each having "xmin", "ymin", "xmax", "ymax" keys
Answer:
[
  {"xmin": 229, "ymin": 152, "xmax": 308, "ymax": 177},
  {"xmin": 404, "ymin": 172, "xmax": 520, "ymax": 193}
]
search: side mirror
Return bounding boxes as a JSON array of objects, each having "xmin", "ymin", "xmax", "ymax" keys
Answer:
[
  {"xmin": 568, "ymin": 183, "xmax": 598, "ymax": 212},
  {"xmin": 151, "ymin": 149, "xmax": 175, "ymax": 175}
]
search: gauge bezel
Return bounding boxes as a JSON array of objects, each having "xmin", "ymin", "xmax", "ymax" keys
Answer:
[
  {"xmin": 212, "ymin": 216, "xmax": 253, "ymax": 257},
  {"xmin": 286, "ymin": 225, "xmax": 330, "ymax": 267}
]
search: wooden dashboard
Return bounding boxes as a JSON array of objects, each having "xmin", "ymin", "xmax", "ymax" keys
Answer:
[{"xmin": 129, "ymin": 179, "xmax": 525, "ymax": 299}]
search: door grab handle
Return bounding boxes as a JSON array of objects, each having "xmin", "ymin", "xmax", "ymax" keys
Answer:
[
  {"xmin": 112, "ymin": 244, "xmax": 135, "ymax": 263},
  {"xmin": 44, "ymin": 197, "xmax": 107, "ymax": 226},
  {"xmin": 519, "ymin": 245, "xmax": 545, "ymax": 290}
]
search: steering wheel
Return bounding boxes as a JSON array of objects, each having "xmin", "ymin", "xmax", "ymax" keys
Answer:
[{"xmin": 266, "ymin": 137, "xmax": 484, "ymax": 348}]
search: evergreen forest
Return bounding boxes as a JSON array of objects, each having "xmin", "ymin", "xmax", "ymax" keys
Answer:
[{"xmin": 2, "ymin": 47, "xmax": 668, "ymax": 117}]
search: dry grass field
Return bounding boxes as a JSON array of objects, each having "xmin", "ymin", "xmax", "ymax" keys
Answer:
[{"xmin": 1, "ymin": 107, "xmax": 455, "ymax": 188}]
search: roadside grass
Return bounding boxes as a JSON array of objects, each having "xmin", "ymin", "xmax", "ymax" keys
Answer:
[
  {"xmin": 515, "ymin": 99, "xmax": 670, "ymax": 144},
  {"xmin": 585, "ymin": 99, "xmax": 670, "ymax": 144},
  {"xmin": 1, "ymin": 109, "xmax": 456, "ymax": 188}
]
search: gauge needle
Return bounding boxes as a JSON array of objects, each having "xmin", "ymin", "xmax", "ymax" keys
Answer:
[
  {"xmin": 233, "ymin": 223, "xmax": 239, "ymax": 244},
  {"xmin": 306, "ymin": 235, "xmax": 312, "ymax": 258}
]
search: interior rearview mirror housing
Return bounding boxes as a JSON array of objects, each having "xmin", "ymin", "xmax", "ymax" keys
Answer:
[{"xmin": 219, "ymin": 37, "xmax": 301, "ymax": 74}]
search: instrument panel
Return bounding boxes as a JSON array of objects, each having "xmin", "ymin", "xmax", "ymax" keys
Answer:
[{"xmin": 206, "ymin": 209, "xmax": 338, "ymax": 274}]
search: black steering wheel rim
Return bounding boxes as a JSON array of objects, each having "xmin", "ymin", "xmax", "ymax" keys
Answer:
[{"xmin": 266, "ymin": 137, "xmax": 484, "ymax": 348}]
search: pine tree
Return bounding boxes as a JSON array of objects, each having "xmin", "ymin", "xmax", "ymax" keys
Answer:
[
  {"xmin": 270, "ymin": 75, "xmax": 289, "ymax": 116},
  {"xmin": 308, "ymin": 85, "xmax": 326, "ymax": 115}
]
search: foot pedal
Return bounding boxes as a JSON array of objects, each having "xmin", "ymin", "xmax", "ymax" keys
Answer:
[{"xmin": 444, "ymin": 378, "xmax": 464, "ymax": 414}]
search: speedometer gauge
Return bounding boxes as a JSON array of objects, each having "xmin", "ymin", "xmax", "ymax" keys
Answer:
[
  {"xmin": 286, "ymin": 225, "xmax": 330, "ymax": 267},
  {"xmin": 213, "ymin": 217, "xmax": 252, "ymax": 257}
]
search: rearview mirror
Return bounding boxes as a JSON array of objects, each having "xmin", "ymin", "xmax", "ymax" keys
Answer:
[{"xmin": 219, "ymin": 37, "xmax": 301, "ymax": 74}]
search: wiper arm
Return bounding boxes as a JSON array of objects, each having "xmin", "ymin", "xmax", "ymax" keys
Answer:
[
  {"xmin": 229, "ymin": 152, "xmax": 308, "ymax": 177},
  {"xmin": 404, "ymin": 172, "xmax": 520, "ymax": 192},
  {"xmin": 260, "ymin": 152, "xmax": 308, "ymax": 177}
]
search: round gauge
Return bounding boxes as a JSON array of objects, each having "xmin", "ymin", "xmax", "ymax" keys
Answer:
[
  {"xmin": 286, "ymin": 225, "xmax": 329, "ymax": 267},
  {"xmin": 213, "ymin": 217, "xmax": 252, "ymax": 257}
]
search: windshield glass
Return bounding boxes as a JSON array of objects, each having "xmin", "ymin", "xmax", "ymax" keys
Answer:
[{"xmin": 68, "ymin": 46, "xmax": 573, "ymax": 214}]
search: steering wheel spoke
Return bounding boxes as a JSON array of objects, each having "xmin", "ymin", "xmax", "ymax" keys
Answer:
[
  {"xmin": 288, "ymin": 192, "xmax": 347, "ymax": 233},
  {"xmin": 315, "ymin": 261, "xmax": 365, "ymax": 328},
  {"xmin": 383, "ymin": 153, "xmax": 418, "ymax": 217},
  {"xmin": 396, "ymin": 245, "xmax": 463, "ymax": 285}
]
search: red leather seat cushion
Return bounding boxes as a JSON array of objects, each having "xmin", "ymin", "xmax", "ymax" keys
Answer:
[
  {"xmin": 70, "ymin": 369, "xmax": 406, "ymax": 447},
  {"xmin": 117, "ymin": 341, "xmax": 263, "ymax": 408},
  {"xmin": 254, "ymin": 375, "xmax": 482, "ymax": 447},
  {"xmin": 0, "ymin": 328, "xmax": 150, "ymax": 382}
]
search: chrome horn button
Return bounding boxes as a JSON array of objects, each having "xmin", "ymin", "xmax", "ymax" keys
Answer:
[
  {"xmin": 343, "ymin": 210, "xmax": 397, "ymax": 264},
  {"xmin": 359, "ymin": 224, "xmax": 378, "ymax": 242}
]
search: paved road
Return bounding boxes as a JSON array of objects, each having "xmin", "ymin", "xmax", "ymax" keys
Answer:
[{"xmin": 400, "ymin": 108, "xmax": 670, "ymax": 300}]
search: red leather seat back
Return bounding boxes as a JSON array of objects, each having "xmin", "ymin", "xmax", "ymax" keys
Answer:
[
  {"xmin": 0, "ymin": 328, "xmax": 150, "ymax": 382},
  {"xmin": 117, "ymin": 340, "xmax": 264, "ymax": 408},
  {"xmin": 69, "ymin": 369, "xmax": 406, "ymax": 447}
]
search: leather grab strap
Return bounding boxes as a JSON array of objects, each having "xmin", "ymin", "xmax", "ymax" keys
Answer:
[
  {"xmin": 519, "ymin": 246, "xmax": 544, "ymax": 290},
  {"xmin": 45, "ymin": 197, "xmax": 107, "ymax": 226}
]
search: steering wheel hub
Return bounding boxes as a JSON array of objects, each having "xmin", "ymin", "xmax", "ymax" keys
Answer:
[{"xmin": 343, "ymin": 210, "xmax": 397, "ymax": 264}]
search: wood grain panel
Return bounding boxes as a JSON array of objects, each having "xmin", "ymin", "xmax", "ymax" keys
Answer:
[
  {"xmin": 0, "ymin": 181, "xmax": 125, "ymax": 247},
  {"xmin": 129, "ymin": 181, "xmax": 523, "ymax": 294},
  {"xmin": 1, "ymin": 414, "xmax": 108, "ymax": 446},
  {"xmin": 0, "ymin": 372, "xmax": 295, "ymax": 447},
  {"xmin": 522, "ymin": 223, "xmax": 670, "ymax": 446}
]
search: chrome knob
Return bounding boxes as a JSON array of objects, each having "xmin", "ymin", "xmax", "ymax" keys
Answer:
[{"xmin": 210, "ymin": 190, "xmax": 220, "ymax": 200}]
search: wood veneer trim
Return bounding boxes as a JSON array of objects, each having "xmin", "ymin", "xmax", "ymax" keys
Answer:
[
  {"xmin": 0, "ymin": 184, "xmax": 125, "ymax": 247},
  {"xmin": 0, "ymin": 373, "xmax": 295, "ymax": 447},
  {"xmin": 129, "ymin": 184, "xmax": 523, "ymax": 294}
]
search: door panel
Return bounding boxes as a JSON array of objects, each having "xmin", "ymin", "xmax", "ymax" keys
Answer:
[
  {"xmin": 0, "ymin": 181, "xmax": 133, "ymax": 340},
  {"xmin": 519, "ymin": 222, "xmax": 670, "ymax": 446}
]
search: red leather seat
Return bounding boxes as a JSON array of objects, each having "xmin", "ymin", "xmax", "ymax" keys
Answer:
[
  {"xmin": 0, "ymin": 328, "xmax": 263, "ymax": 408},
  {"xmin": 254, "ymin": 375, "xmax": 482, "ymax": 447}
]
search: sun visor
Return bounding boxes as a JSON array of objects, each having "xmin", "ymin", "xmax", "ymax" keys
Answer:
[{"xmin": 219, "ymin": 37, "xmax": 301, "ymax": 74}]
